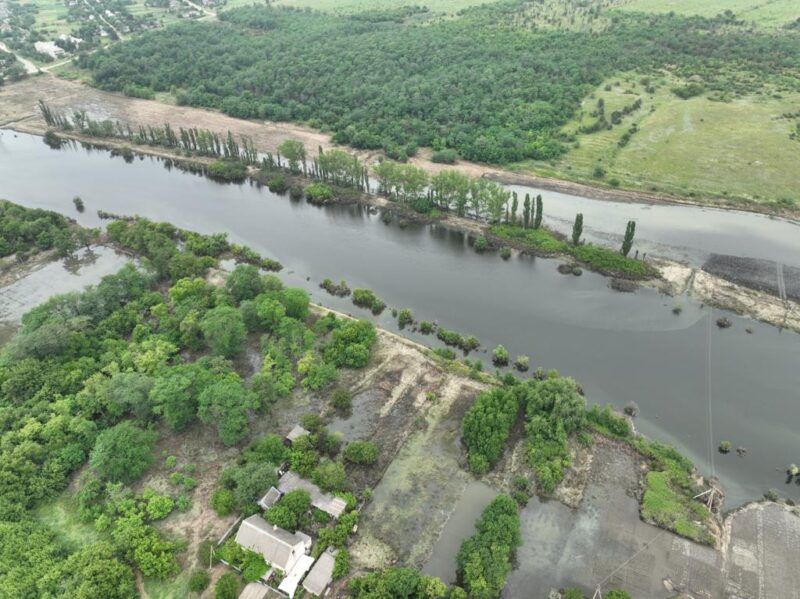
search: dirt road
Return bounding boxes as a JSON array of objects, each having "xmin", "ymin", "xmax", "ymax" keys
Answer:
[{"xmin": 0, "ymin": 41, "xmax": 39, "ymax": 75}]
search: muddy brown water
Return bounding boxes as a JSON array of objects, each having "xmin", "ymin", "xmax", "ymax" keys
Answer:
[{"xmin": 1, "ymin": 130, "xmax": 798, "ymax": 508}]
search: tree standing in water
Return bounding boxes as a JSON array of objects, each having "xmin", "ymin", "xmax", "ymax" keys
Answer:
[
  {"xmin": 523, "ymin": 193, "xmax": 531, "ymax": 228},
  {"xmin": 572, "ymin": 213, "xmax": 583, "ymax": 246},
  {"xmin": 534, "ymin": 194, "xmax": 543, "ymax": 229},
  {"xmin": 621, "ymin": 220, "xmax": 636, "ymax": 256}
]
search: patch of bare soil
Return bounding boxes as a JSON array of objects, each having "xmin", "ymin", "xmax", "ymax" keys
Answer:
[{"xmin": 135, "ymin": 424, "xmax": 241, "ymax": 577}]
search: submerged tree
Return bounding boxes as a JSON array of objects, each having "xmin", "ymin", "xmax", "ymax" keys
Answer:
[
  {"xmin": 523, "ymin": 193, "xmax": 531, "ymax": 228},
  {"xmin": 621, "ymin": 220, "xmax": 636, "ymax": 256},
  {"xmin": 534, "ymin": 194, "xmax": 543, "ymax": 229},
  {"xmin": 571, "ymin": 213, "xmax": 583, "ymax": 246},
  {"xmin": 277, "ymin": 138, "xmax": 307, "ymax": 174}
]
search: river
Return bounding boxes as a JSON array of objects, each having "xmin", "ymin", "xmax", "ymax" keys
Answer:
[{"xmin": 1, "ymin": 129, "xmax": 798, "ymax": 506}]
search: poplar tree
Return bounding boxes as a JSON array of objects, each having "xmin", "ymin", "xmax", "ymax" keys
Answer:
[
  {"xmin": 572, "ymin": 213, "xmax": 583, "ymax": 246},
  {"xmin": 523, "ymin": 193, "xmax": 531, "ymax": 228},
  {"xmin": 510, "ymin": 192, "xmax": 518, "ymax": 225},
  {"xmin": 534, "ymin": 194, "xmax": 543, "ymax": 229},
  {"xmin": 621, "ymin": 220, "xmax": 636, "ymax": 256}
]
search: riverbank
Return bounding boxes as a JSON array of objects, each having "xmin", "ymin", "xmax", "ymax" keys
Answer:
[
  {"xmin": 13, "ymin": 120, "xmax": 800, "ymax": 333},
  {"xmin": 1, "ymin": 74, "xmax": 798, "ymax": 223}
]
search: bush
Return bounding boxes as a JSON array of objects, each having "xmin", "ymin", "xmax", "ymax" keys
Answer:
[
  {"xmin": 587, "ymin": 404, "xmax": 631, "ymax": 439},
  {"xmin": 419, "ymin": 321, "xmax": 434, "ymax": 334},
  {"xmin": 462, "ymin": 388, "xmax": 519, "ymax": 474},
  {"xmin": 320, "ymin": 278, "xmax": 350, "ymax": 297},
  {"xmin": 718, "ymin": 440, "xmax": 732, "ymax": 454},
  {"xmin": 324, "ymin": 319, "xmax": 377, "ymax": 368},
  {"xmin": 431, "ymin": 148, "xmax": 458, "ymax": 164},
  {"xmin": 208, "ymin": 159, "xmax": 247, "ymax": 183},
  {"xmin": 343, "ymin": 441, "xmax": 379, "ymax": 465},
  {"xmin": 456, "ymin": 495, "xmax": 520, "ymax": 599},
  {"xmin": 188, "ymin": 570, "xmax": 211, "ymax": 593},
  {"xmin": 331, "ymin": 388, "xmax": 353, "ymax": 412},
  {"xmin": 514, "ymin": 355, "xmax": 529, "ymax": 372},
  {"xmin": 312, "ymin": 460, "xmax": 347, "ymax": 492},
  {"xmin": 500, "ymin": 246, "xmax": 511, "ymax": 260},
  {"xmin": 522, "ymin": 378, "xmax": 586, "ymax": 493},
  {"xmin": 243, "ymin": 433, "xmax": 288, "ymax": 465},
  {"xmin": 305, "ymin": 182, "xmax": 333, "ymax": 203},
  {"xmin": 210, "ymin": 489, "xmax": 235, "ymax": 516},
  {"xmin": 268, "ymin": 174, "xmax": 288, "ymax": 194},
  {"xmin": 333, "ymin": 549, "xmax": 350, "ymax": 579},
  {"xmin": 290, "ymin": 185, "xmax": 304, "ymax": 200},
  {"xmin": 397, "ymin": 308, "xmax": 414, "ymax": 328},
  {"xmin": 492, "ymin": 344, "xmax": 509, "ymax": 366},
  {"xmin": 672, "ymin": 82, "xmax": 704, "ymax": 99},
  {"xmin": 474, "ymin": 235, "xmax": 489, "ymax": 252},
  {"xmin": 352, "ymin": 288, "xmax": 385, "ymax": 315},
  {"xmin": 215, "ymin": 573, "xmax": 241, "ymax": 599}
]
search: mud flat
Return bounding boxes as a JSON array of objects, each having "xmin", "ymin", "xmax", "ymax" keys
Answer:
[
  {"xmin": 656, "ymin": 259, "xmax": 800, "ymax": 332},
  {"xmin": 503, "ymin": 440, "xmax": 800, "ymax": 599},
  {"xmin": 347, "ymin": 343, "xmax": 488, "ymax": 572}
]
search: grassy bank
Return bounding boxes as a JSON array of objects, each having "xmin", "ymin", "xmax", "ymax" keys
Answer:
[
  {"xmin": 514, "ymin": 73, "xmax": 800, "ymax": 212},
  {"xmin": 587, "ymin": 406, "xmax": 715, "ymax": 545},
  {"xmin": 489, "ymin": 224, "xmax": 656, "ymax": 279}
]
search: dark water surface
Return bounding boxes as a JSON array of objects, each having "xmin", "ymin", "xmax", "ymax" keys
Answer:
[{"xmin": 1, "ymin": 130, "xmax": 798, "ymax": 506}]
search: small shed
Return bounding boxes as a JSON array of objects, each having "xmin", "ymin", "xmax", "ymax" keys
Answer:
[
  {"xmin": 285, "ymin": 425, "xmax": 310, "ymax": 446},
  {"xmin": 258, "ymin": 486, "xmax": 281, "ymax": 511},
  {"xmin": 302, "ymin": 550, "xmax": 337, "ymax": 597}
]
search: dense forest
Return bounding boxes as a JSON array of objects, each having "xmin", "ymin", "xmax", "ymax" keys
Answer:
[
  {"xmin": 0, "ymin": 208, "xmax": 381, "ymax": 596},
  {"xmin": 83, "ymin": 2, "xmax": 800, "ymax": 163}
]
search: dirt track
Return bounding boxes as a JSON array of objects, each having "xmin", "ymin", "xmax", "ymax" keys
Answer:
[{"xmin": 2, "ymin": 75, "xmax": 798, "ymax": 221}]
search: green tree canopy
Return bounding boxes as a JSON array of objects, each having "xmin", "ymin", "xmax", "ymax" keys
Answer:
[
  {"xmin": 200, "ymin": 305, "xmax": 246, "ymax": 358},
  {"xmin": 90, "ymin": 421, "xmax": 158, "ymax": 483}
]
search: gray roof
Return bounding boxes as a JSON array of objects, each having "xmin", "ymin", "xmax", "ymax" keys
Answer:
[
  {"xmin": 286, "ymin": 425, "xmax": 310, "ymax": 442},
  {"xmin": 302, "ymin": 550, "xmax": 336, "ymax": 596},
  {"xmin": 277, "ymin": 471, "xmax": 347, "ymax": 518},
  {"xmin": 234, "ymin": 515, "xmax": 308, "ymax": 572},
  {"xmin": 258, "ymin": 486, "xmax": 282, "ymax": 510},
  {"xmin": 238, "ymin": 582, "xmax": 270, "ymax": 599}
]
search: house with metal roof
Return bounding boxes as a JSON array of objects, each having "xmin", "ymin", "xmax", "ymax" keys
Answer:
[{"xmin": 234, "ymin": 515, "xmax": 312, "ymax": 574}]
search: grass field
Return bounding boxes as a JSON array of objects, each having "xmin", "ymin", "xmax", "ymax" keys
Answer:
[
  {"xmin": 516, "ymin": 73, "xmax": 800, "ymax": 209},
  {"xmin": 615, "ymin": 0, "xmax": 799, "ymax": 27},
  {"xmin": 35, "ymin": 492, "xmax": 101, "ymax": 551}
]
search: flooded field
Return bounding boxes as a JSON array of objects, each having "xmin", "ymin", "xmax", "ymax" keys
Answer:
[
  {"xmin": 0, "ymin": 246, "xmax": 130, "ymax": 322},
  {"xmin": 0, "ymin": 129, "xmax": 798, "ymax": 508}
]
